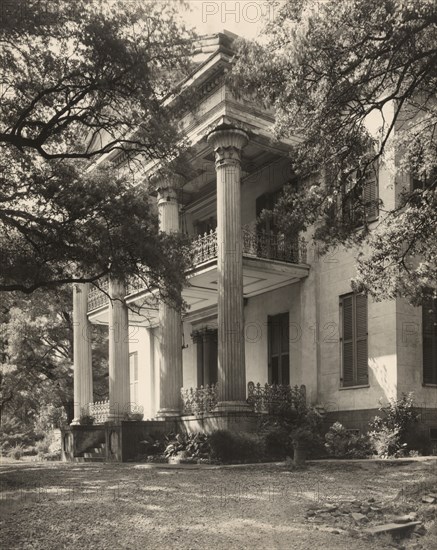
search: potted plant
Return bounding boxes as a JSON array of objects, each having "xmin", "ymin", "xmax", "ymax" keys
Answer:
[
  {"xmin": 128, "ymin": 412, "xmax": 144, "ymax": 421},
  {"xmin": 79, "ymin": 414, "xmax": 95, "ymax": 426}
]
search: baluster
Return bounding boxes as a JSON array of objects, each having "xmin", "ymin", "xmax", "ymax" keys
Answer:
[{"xmin": 209, "ymin": 229, "xmax": 214, "ymax": 260}]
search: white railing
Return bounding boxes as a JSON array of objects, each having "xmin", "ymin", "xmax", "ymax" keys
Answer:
[
  {"xmin": 87, "ymin": 228, "xmax": 306, "ymax": 311},
  {"xmin": 88, "ymin": 399, "xmax": 110, "ymax": 423},
  {"xmin": 190, "ymin": 228, "xmax": 218, "ymax": 265},
  {"xmin": 86, "ymin": 400, "xmax": 144, "ymax": 423}
]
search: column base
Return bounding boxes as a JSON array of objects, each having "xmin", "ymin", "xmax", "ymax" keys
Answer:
[
  {"xmin": 156, "ymin": 408, "xmax": 181, "ymax": 419},
  {"xmin": 215, "ymin": 401, "xmax": 252, "ymax": 413},
  {"xmin": 105, "ymin": 413, "xmax": 127, "ymax": 423}
]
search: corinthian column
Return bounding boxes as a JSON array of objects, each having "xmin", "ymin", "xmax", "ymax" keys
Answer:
[
  {"xmin": 107, "ymin": 277, "xmax": 130, "ymax": 421},
  {"xmin": 156, "ymin": 175, "xmax": 183, "ymax": 417},
  {"xmin": 71, "ymin": 283, "xmax": 93, "ymax": 425},
  {"xmin": 207, "ymin": 127, "xmax": 249, "ymax": 410}
]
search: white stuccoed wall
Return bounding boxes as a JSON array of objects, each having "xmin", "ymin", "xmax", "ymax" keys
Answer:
[{"xmin": 129, "ymin": 118, "xmax": 436, "ymax": 416}]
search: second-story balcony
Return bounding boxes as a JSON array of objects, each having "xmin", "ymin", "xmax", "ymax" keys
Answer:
[
  {"xmin": 191, "ymin": 225, "xmax": 307, "ymax": 267},
  {"xmin": 87, "ymin": 226, "xmax": 309, "ymax": 322}
]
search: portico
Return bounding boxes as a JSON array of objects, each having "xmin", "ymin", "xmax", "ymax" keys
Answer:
[{"xmin": 65, "ymin": 31, "xmax": 311, "ymax": 461}]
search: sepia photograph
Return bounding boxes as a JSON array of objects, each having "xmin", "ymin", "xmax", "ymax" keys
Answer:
[{"xmin": 0, "ymin": 1, "xmax": 436, "ymax": 548}]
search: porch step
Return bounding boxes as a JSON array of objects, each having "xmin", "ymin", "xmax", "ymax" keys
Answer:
[
  {"xmin": 78, "ymin": 442, "xmax": 107, "ymax": 462},
  {"xmin": 73, "ymin": 456, "xmax": 106, "ymax": 463}
]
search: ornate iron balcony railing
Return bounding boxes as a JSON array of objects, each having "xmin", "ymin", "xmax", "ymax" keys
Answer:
[
  {"xmin": 88, "ymin": 228, "xmax": 307, "ymax": 311},
  {"xmin": 190, "ymin": 226, "xmax": 306, "ymax": 266},
  {"xmin": 181, "ymin": 383, "xmax": 218, "ymax": 415},
  {"xmin": 88, "ymin": 280, "xmax": 109, "ymax": 312},
  {"xmin": 87, "ymin": 399, "xmax": 110, "ymax": 424},
  {"xmin": 246, "ymin": 381, "xmax": 307, "ymax": 414},
  {"xmin": 190, "ymin": 228, "xmax": 218, "ymax": 265},
  {"xmin": 87, "ymin": 275, "xmax": 150, "ymax": 312}
]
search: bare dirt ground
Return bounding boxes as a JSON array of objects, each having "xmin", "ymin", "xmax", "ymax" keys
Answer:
[{"xmin": 0, "ymin": 459, "xmax": 436, "ymax": 550}]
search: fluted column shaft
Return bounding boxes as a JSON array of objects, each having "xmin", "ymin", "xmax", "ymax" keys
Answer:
[
  {"xmin": 207, "ymin": 128, "xmax": 249, "ymax": 408},
  {"xmin": 71, "ymin": 283, "xmax": 93, "ymax": 424},
  {"xmin": 157, "ymin": 180, "xmax": 183, "ymax": 416},
  {"xmin": 108, "ymin": 278, "xmax": 130, "ymax": 420}
]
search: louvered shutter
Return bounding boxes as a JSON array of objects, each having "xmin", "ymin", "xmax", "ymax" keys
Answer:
[
  {"xmin": 341, "ymin": 295, "xmax": 354, "ymax": 386},
  {"xmin": 423, "ymin": 298, "xmax": 437, "ymax": 384},
  {"xmin": 355, "ymin": 294, "xmax": 369, "ymax": 385},
  {"xmin": 363, "ymin": 164, "xmax": 378, "ymax": 221},
  {"xmin": 129, "ymin": 353, "xmax": 138, "ymax": 404},
  {"xmin": 268, "ymin": 313, "xmax": 290, "ymax": 385},
  {"xmin": 341, "ymin": 293, "xmax": 368, "ymax": 386}
]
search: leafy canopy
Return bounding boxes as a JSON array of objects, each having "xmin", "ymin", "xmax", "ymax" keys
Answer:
[
  {"xmin": 0, "ymin": 0, "xmax": 195, "ymax": 300},
  {"xmin": 233, "ymin": 0, "xmax": 437, "ymax": 303},
  {"xmin": 0, "ymin": 288, "xmax": 108, "ymax": 425}
]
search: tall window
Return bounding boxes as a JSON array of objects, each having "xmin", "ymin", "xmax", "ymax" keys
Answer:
[
  {"xmin": 423, "ymin": 296, "xmax": 437, "ymax": 385},
  {"xmin": 340, "ymin": 293, "xmax": 368, "ymax": 387},
  {"xmin": 342, "ymin": 164, "xmax": 379, "ymax": 226},
  {"xmin": 268, "ymin": 312, "xmax": 290, "ymax": 385},
  {"xmin": 129, "ymin": 352, "xmax": 138, "ymax": 404}
]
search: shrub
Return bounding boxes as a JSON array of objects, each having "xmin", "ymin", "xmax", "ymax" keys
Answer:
[
  {"xmin": 163, "ymin": 433, "xmax": 211, "ymax": 461},
  {"xmin": 208, "ymin": 430, "xmax": 264, "ymax": 463},
  {"xmin": 368, "ymin": 424, "xmax": 401, "ymax": 458},
  {"xmin": 373, "ymin": 393, "xmax": 418, "ymax": 437},
  {"xmin": 0, "ymin": 418, "xmax": 41, "ymax": 451},
  {"xmin": 8, "ymin": 444, "xmax": 23, "ymax": 460},
  {"xmin": 262, "ymin": 426, "xmax": 292, "ymax": 460},
  {"xmin": 35, "ymin": 439, "xmax": 50, "ymax": 455},
  {"xmin": 368, "ymin": 393, "xmax": 419, "ymax": 457},
  {"xmin": 258, "ymin": 394, "xmax": 324, "ymax": 461},
  {"xmin": 325, "ymin": 422, "xmax": 372, "ymax": 459}
]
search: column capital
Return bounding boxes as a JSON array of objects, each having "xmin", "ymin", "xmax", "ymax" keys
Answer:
[
  {"xmin": 207, "ymin": 127, "xmax": 249, "ymax": 168},
  {"xmin": 109, "ymin": 277, "xmax": 126, "ymax": 300},
  {"xmin": 157, "ymin": 186, "xmax": 178, "ymax": 208},
  {"xmin": 150, "ymin": 170, "xmax": 184, "ymax": 192}
]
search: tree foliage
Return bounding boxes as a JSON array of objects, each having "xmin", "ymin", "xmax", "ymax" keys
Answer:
[
  {"xmin": 0, "ymin": 288, "xmax": 108, "ymax": 425},
  {"xmin": 0, "ymin": 0, "xmax": 194, "ymax": 298},
  {"xmin": 233, "ymin": 0, "xmax": 437, "ymax": 303}
]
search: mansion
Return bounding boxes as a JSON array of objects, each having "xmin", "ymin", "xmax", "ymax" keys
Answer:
[{"xmin": 63, "ymin": 31, "xmax": 437, "ymax": 462}]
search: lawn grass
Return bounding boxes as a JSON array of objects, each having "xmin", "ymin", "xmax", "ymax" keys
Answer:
[{"xmin": 0, "ymin": 459, "xmax": 436, "ymax": 549}]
